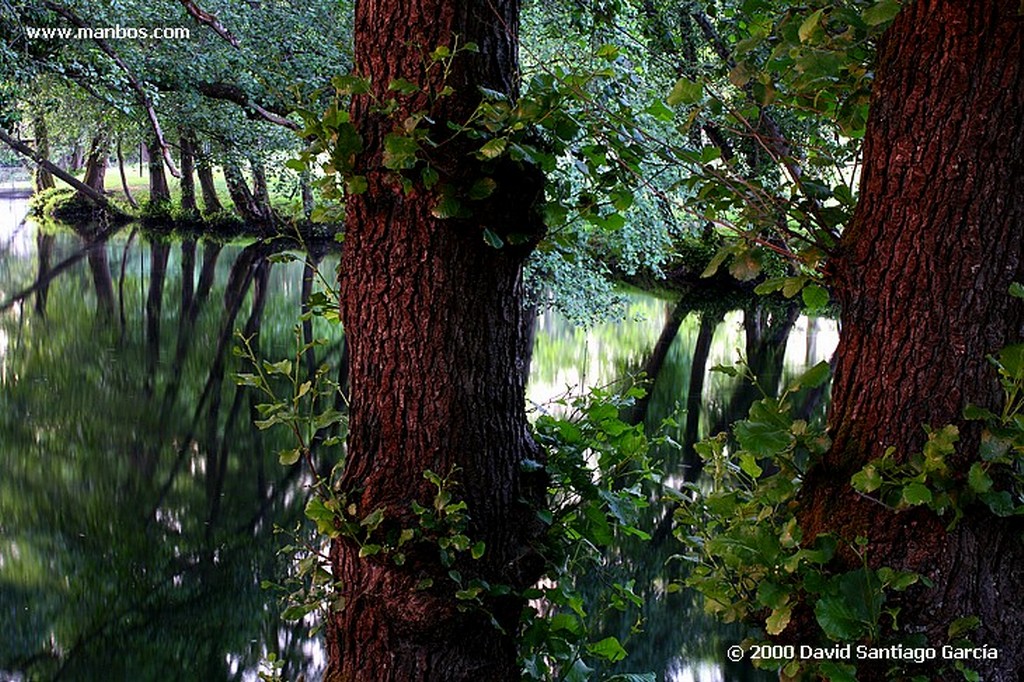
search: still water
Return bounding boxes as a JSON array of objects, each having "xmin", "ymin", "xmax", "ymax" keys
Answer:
[{"xmin": 0, "ymin": 185, "xmax": 835, "ymax": 681}]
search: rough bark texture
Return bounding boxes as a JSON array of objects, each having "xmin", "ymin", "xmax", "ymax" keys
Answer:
[
  {"xmin": 196, "ymin": 152, "xmax": 224, "ymax": 214},
  {"xmin": 326, "ymin": 2, "xmax": 546, "ymax": 680},
  {"xmin": 82, "ymin": 132, "xmax": 108, "ymax": 194},
  {"xmin": 147, "ymin": 138, "xmax": 170, "ymax": 203},
  {"xmin": 800, "ymin": 2, "xmax": 1024, "ymax": 678},
  {"xmin": 179, "ymin": 130, "xmax": 198, "ymax": 215}
]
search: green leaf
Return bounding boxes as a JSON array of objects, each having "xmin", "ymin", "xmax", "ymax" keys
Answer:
[
  {"xmin": 963, "ymin": 404, "xmax": 997, "ymax": 421},
  {"xmin": 948, "ymin": 615, "xmax": 981, "ymax": 639},
  {"xmin": 802, "ymin": 284, "xmax": 829, "ymax": 312},
  {"xmin": 360, "ymin": 507, "xmax": 385, "ymax": 530},
  {"xmin": 851, "ymin": 464, "xmax": 882, "ymax": 493},
  {"xmin": 471, "ymin": 541, "xmax": 486, "ymax": 560},
  {"xmin": 388, "ymin": 78, "xmax": 419, "ymax": 95},
  {"xmin": 305, "ymin": 497, "xmax": 339, "ymax": 537},
  {"xmin": 766, "ymin": 603, "xmax": 793, "ymax": 635},
  {"xmin": 331, "ymin": 74, "xmax": 370, "ymax": 95},
  {"xmin": 596, "ymin": 43, "xmax": 620, "ymax": 61},
  {"xmin": 358, "ymin": 543, "xmax": 382, "ymax": 557},
  {"xmin": 818, "ymin": 662, "xmax": 858, "ymax": 682},
  {"xmin": 968, "ymin": 463, "xmax": 992, "ymax": 493},
  {"xmin": 468, "ymin": 177, "xmax": 497, "ymax": 200},
  {"xmin": 482, "ymin": 228, "xmax": 505, "ymax": 249},
  {"xmin": 799, "ymin": 9, "xmax": 824, "ymax": 42},
  {"xmin": 477, "ymin": 138, "xmax": 507, "ymax": 159},
  {"xmin": 979, "ymin": 490, "xmax": 1017, "ymax": 517},
  {"xmin": 587, "ymin": 636, "xmax": 627, "ymax": 662},
  {"xmin": 431, "ymin": 195, "xmax": 464, "ymax": 219},
  {"xmin": 1010, "ymin": 282, "xmax": 1024, "ymax": 299},
  {"xmin": 701, "ymin": 244, "xmax": 733, "ymax": 278},
  {"xmin": 901, "ymin": 482, "xmax": 933, "ymax": 506},
  {"xmin": 863, "ymin": 0, "xmax": 902, "ymax": 26},
  {"xmin": 549, "ymin": 613, "xmax": 582, "ymax": 634},
  {"xmin": 278, "ymin": 448, "xmax": 302, "ymax": 466},
  {"xmin": 346, "ymin": 175, "xmax": 368, "ymax": 195},
  {"xmin": 382, "ymin": 133, "xmax": 419, "ymax": 170},
  {"xmin": 667, "ymin": 77, "xmax": 703, "ymax": 106},
  {"xmin": 739, "ymin": 452, "xmax": 763, "ymax": 478},
  {"xmin": 795, "ymin": 361, "xmax": 831, "ymax": 390}
]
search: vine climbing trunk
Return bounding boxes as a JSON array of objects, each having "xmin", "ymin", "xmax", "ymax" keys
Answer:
[
  {"xmin": 798, "ymin": 2, "xmax": 1024, "ymax": 678},
  {"xmin": 326, "ymin": 1, "xmax": 546, "ymax": 680}
]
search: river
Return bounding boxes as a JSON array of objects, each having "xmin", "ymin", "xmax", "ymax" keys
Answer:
[{"xmin": 0, "ymin": 181, "xmax": 836, "ymax": 681}]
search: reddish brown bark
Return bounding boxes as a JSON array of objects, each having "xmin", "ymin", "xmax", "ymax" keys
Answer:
[
  {"xmin": 326, "ymin": 1, "xmax": 545, "ymax": 680},
  {"xmin": 799, "ymin": 2, "xmax": 1024, "ymax": 678}
]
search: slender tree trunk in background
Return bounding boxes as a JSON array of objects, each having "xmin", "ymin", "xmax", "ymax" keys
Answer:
[
  {"xmin": 798, "ymin": 2, "xmax": 1024, "ymax": 678},
  {"xmin": 249, "ymin": 157, "xmax": 271, "ymax": 218},
  {"xmin": 300, "ymin": 168, "xmax": 314, "ymax": 219},
  {"xmin": 179, "ymin": 130, "xmax": 198, "ymax": 215},
  {"xmin": 223, "ymin": 161, "xmax": 264, "ymax": 225},
  {"xmin": 68, "ymin": 138, "xmax": 84, "ymax": 172},
  {"xmin": 326, "ymin": 1, "xmax": 546, "ymax": 679},
  {"xmin": 147, "ymin": 137, "xmax": 170, "ymax": 204},
  {"xmin": 31, "ymin": 110, "xmax": 54, "ymax": 192},
  {"xmin": 81, "ymin": 132, "xmax": 109, "ymax": 194},
  {"xmin": 196, "ymin": 151, "xmax": 224, "ymax": 214},
  {"xmin": 116, "ymin": 138, "xmax": 138, "ymax": 209}
]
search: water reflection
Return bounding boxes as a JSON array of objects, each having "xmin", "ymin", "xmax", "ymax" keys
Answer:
[
  {"xmin": 1, "ymin": 204, "xmax": 340, "ymax": 680},
  {"xmin": 528, "ymin": 296, "xmax": 836, "ymax": 681},
  {"xmin": 1, "ymin": 189, "xmax": 836, "ymax": 680}
]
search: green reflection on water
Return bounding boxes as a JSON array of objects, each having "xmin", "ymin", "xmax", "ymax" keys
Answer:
[{"xmin": 1, "ymin": 205, "xmax": 835, "ymax": 681}]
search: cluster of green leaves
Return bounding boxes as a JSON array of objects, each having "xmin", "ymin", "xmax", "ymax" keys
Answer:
[
  {"xmin": 674, "ymin": 359, "xmax": 931, "ymax": 681},
  {"xmin": 520, "ymin": 383, "xmax": 664, "ymax": 681},
  {"xmin": 667, "ymin": 0, "xmax": 900, "ymax": 305},
  {"xmin": 235, "ymin": 321, "xmax": 346, "ymax": 470},
  {"xmin": 852, "ymin": 344, "xmax": 1024, "ymax": 525}
]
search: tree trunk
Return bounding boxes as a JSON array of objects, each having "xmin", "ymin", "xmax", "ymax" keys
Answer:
[
  {"xmin": 147, "ymin": 137, "xmax": 170, "ymax": 204},
  {"xmin": 223, "ymin": 161, "xmax": 265, "ymax": 225},
  {"xmin": 196, "ymin": 150, "xmax": 224, "ymax": 214},
  {"xmin": 82, "ymin": 132, "xmax": 109, "ymax": 194},
  {"xmin": 31, "ymin": 110, "xmax": 55, "ymax": 192},
  {"xmin": 326, "ymin": 1, "xmax": 546, "ymax": 680},
  {"xmin": 116, "ymin": 137, "xmax": 138, "ymax": 209},
  {"xmin": 179, "ymin": 130, "xmax": 198, "ymax": 215},
  {"xmin": 799, "ymin": 2, "xmax": 1024, "ymax": 678}
]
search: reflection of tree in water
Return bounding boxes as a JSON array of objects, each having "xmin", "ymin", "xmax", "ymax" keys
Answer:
[
  {"xmin": 580, "ymin": 295, "xmax": 829, "ymax": 681},
  {"xmin": 0, "ymin": 226, "xmax": 343, "ymax": 680}
]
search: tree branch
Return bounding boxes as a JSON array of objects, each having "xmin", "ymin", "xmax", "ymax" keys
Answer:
[
  {"xmin": 0, "ymin": 128, "xmax": 128, "ymax": 216},
  {"xmin": 41, "ymin": 1, "xmax": 181, "ymax": 177},
  {"xmin": 195, "ymin": 82, "xmax": 301, "ymax": 130},
  {"xmin": 178, "ymin": 0, "xmax": 239, "ymax": 47}
]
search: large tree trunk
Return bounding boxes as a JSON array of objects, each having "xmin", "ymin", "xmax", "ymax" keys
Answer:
[
  {"xmin": 326, "ymin": 1, "xmax": 546, "ymax": 680},
  {"xmin": 799, "ymin": 2, "xmax": 1024, "ymax": 678}
]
